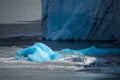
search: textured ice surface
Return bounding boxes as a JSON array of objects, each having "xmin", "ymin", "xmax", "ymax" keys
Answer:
[
  {"xmin": 14, "ymin": 43, "xmax": 63, "ymax": 62},
  {"xmin": 14, "ymin": 43, "xmax": 120, "ymax": 62},
  {"xmin": 41, "ymin": 0, "xmax": 120, "ymax": 40}
]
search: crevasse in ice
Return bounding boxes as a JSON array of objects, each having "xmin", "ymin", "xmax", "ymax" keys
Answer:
[{"xmin": 41, "ymin": 0, "xmax": 120, "ymax": 41}]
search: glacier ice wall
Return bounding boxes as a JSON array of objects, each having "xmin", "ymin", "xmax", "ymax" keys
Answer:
[{"xmin": 41, "ymin": 0, "xmax": 120, "ymax": 41}]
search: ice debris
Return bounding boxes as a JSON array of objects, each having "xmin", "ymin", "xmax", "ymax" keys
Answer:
[
  {"xmin": 14, "ymin": 43, "xmax": 63, "ymax": 62},
  {"xmin": 14, "ymin": 43, "xmax": 120, "ymax": 62}
]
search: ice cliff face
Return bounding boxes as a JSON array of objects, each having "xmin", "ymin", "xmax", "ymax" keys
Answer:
[{"xmin": 41, "ymin": 0, "xmax": 120, "ymax": 41}]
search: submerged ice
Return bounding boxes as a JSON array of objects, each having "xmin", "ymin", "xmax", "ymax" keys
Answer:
[{"xmin": 14, "ymin": 43, "xmax": 120, "ymax": 62}]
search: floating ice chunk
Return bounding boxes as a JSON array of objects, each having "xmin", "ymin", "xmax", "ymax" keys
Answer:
[
  {"xmin": 77, "ymin": 46, "xmax": 109, "ymax": 56},
  {"xmin": 14, "ymin": 43, "xmax": 60, "ymax": 62},
  {"xmin": 60, "ymin": 46, "xmax": 120, "ymax": 57},
  {"xmin": 14, "ymin": 43, "xmax": 120, "ymax": 62}
]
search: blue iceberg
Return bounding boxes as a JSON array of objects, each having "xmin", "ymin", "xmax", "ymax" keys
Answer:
[
  {"xmin": 14, "ymin": 43, "xmax": 120, "ymax": 62},
  {"xmin": 14, "ymin": 43, "xmax": 62, "ymax": 62},
  {"xmin": 60, "ymin": 46, "xmax": 120, "ymax": 56},
  {"xmin": 77, "ymin": 46, "xmax": 109, "ymax": 56}
]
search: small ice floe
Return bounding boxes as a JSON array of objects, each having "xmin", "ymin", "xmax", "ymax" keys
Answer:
[
  {"xmin": 12, "ymin": 46, "xmax": 17, "ymax": 48},
  {"xmin": 14, "ymin": 43, "xmax": 64, "ymax": 62}
]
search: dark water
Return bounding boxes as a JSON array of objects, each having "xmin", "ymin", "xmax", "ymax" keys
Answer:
[
  {"xmin": 41, "ymin": 40, "xmax": 120, "ymax": 50},
  {"xmin": 0, "ymin": 68, "xmax": 120, "ymax": 80}
]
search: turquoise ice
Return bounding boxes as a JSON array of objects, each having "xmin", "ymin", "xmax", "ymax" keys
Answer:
[
  {"xmin": 14, "ymin": 43, "xmax": 120, "ymax": 62},
  {"xmin": 14, "ymin": 43, "xmax": 61, "ymax": 62}
]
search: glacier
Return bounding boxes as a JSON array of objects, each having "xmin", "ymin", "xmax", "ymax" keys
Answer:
[{"xmin": 41, "ymin": 0, "xmax": 120, "ymax": 41}]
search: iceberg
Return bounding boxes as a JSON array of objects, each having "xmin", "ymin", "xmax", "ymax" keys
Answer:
[
  {"xmin": 14, "ymin": 43, "xmax": 61, "ymax": 62},
  {"xmin": 14, "ymin": 42, "xmax": 120, "ymax": 62}
]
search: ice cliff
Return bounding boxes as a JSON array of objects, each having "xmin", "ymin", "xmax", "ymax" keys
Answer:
[{"xmin": 41, "ymin": 0, "xmax": 120, "ymax": 41}]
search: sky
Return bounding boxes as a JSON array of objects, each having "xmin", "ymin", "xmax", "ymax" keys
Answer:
[{"xmin": 0, "ymin": 0, "xmax": 41, "ymax": 24}]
